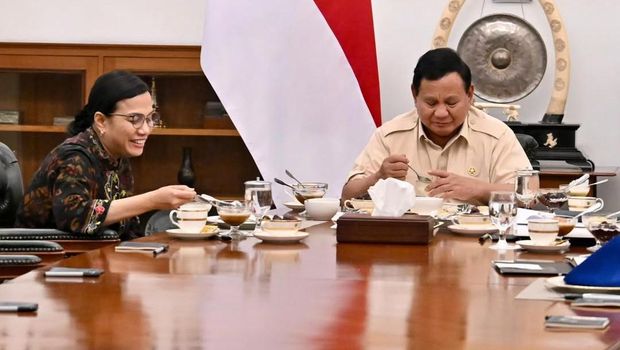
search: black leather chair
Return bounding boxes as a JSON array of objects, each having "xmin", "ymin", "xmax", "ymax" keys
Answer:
[
  {"xmin": 144, "ymin": 210, "xmax": 175, "ymax": 236},
  {"xmin": 0, "ymin": 142, "xmax": 119, "ymax": 258},
  {"xmin": 515, "ymin": 133, "xmax": 539, "ymax": 168},
  {"xmin": 0, "ymin": 255, "xmax": 43, "ymax": 281}
]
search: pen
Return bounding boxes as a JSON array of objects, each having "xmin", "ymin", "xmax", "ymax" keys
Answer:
[
  {"xmin": 152, "ymin": 246, "xmax": 166, "ymax": 256},
  {"xmin": 44, "ymin": 270, "xmax": 101, "ymax": 277},
  {"xmin": 564, "ymin": 293, "xmax": 620, "ymax": 301},
  {"xmin": 0, "ymin": 303, "xmax": 38, "ymax": 312},
  {"xmin": 0, "ymin": 305, "xmax": 31, "ymax": 312}
]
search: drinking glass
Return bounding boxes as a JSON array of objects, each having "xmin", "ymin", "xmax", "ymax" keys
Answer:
[
  {"xmin": 216, "ymin": 200, "xmax": 252, "ymax": 240},
  {"xmin": 536, "ymin": 188, "xmax": 568, "ymax": 213},
  {"xmin": 514, "ymin": 169, "xmax": 539, "ymax": 209},
  {"xmin": 583, "ymin": 213, "xmax": 618, "ymax": 252},
  {"xmin": 488, "ymin": 191, "xmax": 518, "ymax": 250},
  {"xmin": 244, "ymin": 180, "xmax": 273, "ymax": 235}
]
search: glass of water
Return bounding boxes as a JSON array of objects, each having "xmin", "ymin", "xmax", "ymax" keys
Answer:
[
  {"xmin": 244, "ymin": 180, "xmax": 273, "ymax": 235},
  {"xmin": 489, "ymin": 191, "xmax": 518, "ymax": 250},
  {"xmin": 515, "ymin": 169, "xmax": 539, "ymax": 209}
]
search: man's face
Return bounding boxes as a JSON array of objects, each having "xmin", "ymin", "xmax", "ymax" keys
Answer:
[{"xmin": 413, "ymin": 72, "xmax": 473, "ymax": 146}]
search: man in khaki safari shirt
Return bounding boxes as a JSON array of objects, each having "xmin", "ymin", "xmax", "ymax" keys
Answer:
[{"xmin": 342, "ymin": 48, "xmax": 531, "ymax": 205}]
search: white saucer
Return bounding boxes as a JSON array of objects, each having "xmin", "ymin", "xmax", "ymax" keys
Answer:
[
  {"xmin": 253, "ymin": 230, "xmax": 309, "ymax": 243},
  {"xmin": 166, "ymin": 228, "xmax": 219, "ymax": 239},
  {"xmin": 283, "ymin": 201, "xmax": 305, "ymax": 212},
  {"xmin": 447, "ymin": 224, "xmax": 498, "ymax": 236},
  {"xmin": 516, "ymin": 240, "xmax": 570, "ymax": 253},
  {"xmin": 545, "ymin": 276, "xmax": 620, "ymax": 294}
]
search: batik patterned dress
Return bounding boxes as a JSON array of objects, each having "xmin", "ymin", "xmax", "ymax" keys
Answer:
[{"xmin": 16, "ymin": 127, "xmax": 140, "ymax": 240}]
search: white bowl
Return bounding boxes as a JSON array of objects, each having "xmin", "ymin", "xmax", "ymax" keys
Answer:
[
  {"xmin": 305, "ymin": 198, "xmax": 340, "ymax": 220},
  {"xmin": 410, "ymin": 197, "xmax": 444, "ymax": 216}
]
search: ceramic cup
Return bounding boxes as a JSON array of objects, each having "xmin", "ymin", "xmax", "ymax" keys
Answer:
[
  {"xmin": 169, "ymin": 202, "xmax": 211, "ymax": 233},
  {"xmin": 410, "ymin": 197, "xmax": 444, "ymax": 216},
  {"xmin": 343, "ymin": 199, "xmax": 374, "ymax": 212},
  {"xmin": 305, "ymin": 198, "xmax": 340, "ymax": 220},
  {"xmin": 567, "ymin": 196, "xmax": 603, "ymax": 212},
  {"xmin": 527, "ymin": 218, "xmax": 559, "ymax": 245},
  {"xmin": 451, "ymin": 213, "xmax": 491, "ymax": 226}
]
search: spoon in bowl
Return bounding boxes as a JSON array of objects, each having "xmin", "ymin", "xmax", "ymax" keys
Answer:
[
  {"xmin": 198, "ymin": 194, "xmax": 229, "ymax": 206},
  {"xmin": 285, "ymin": 169, "xmax": 306, "ymax": 188},
  {"xmin": 407, "ymin": 164, "xmax": 432, "ymax": 183},
  {"xmin": 605, "ymin": 209, "xmax": 620, "ymax": 219},
  {"xmin": 274, "ymin": 177, "xmax": 296, "ymax": 190}
]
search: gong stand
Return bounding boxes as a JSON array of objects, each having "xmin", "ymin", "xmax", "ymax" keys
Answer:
[{"xmin": 432, "ymin": 0, "xmax": 593, "ymax": 171}]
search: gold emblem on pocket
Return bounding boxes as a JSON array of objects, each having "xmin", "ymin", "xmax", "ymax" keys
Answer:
[{"xmin": 467, "ymin": 167, "xmax": 478, "ymax": 176}]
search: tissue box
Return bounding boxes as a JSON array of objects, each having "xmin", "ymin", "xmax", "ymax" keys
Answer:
[{"xmin": 336, "ymin": 213, "xmax": 435, "ymax": 244}]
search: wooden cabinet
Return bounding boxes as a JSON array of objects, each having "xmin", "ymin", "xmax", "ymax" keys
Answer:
[{"xmin": 0, "ymin": 43, "xmax": 260, "ymax": 198}]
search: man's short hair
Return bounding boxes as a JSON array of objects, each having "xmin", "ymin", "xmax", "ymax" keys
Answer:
[{"xmin": 411, "ymin": 48, "xmax": 472, "ymax": 96}]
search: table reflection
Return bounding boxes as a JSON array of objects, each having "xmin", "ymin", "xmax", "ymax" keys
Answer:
[{"xmin": 252, "ymin": 242, "xmax": 308, "ymax": 280}]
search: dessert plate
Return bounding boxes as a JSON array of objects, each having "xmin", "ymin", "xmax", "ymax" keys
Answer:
[
  {"xmin": 447, "ymin": 224, "xmax": 498, "ymax": 236},
  {"xmin": 516, "ymin": 240, "xmax": 570, "ymax": 253},
  {"xmin": 166, "ymin": 228, "xmax": 219, "ymax": 240},
  {"xmin": 253, "ymin": 230, "xmax": 309, "ymax": 243},
  {"xmin": 283, "ymin": 201, "xmax": 305, "ymax": 212},
  {"xmin": 545, "ymin": 276, "xmax": 620, "ymax": 294}
]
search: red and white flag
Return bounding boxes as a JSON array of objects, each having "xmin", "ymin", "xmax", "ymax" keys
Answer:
[{"xmin": 201, "ymin": 0, "xmax": 380, "ymax": 206}]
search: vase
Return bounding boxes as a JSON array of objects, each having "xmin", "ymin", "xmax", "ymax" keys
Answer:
[{"xmin": 177, "ymin": 147, "xmax": 195, "ymax": 187}]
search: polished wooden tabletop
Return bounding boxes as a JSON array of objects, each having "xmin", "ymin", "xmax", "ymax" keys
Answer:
[{"xmin": 0, "ymin": 223, "xmax": 618, "ymax": 349}]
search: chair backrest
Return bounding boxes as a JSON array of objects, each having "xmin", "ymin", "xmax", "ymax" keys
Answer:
[
  {"xmin": 515, "ymin": 133, "xmax": 539, "ymax": 161},
  {"xmin": 144, "ymin": 210, "xmax": 174, "ymax": 236},
  {"xmin": 0, "ymin": 142, "xmax": 24, "ymax": 228}
]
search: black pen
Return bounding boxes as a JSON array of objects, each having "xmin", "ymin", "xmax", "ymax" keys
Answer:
[
  {"xmin": 45, "ymin": 271, "xmax": 99, "ymax": 277},
  {"xmin": 564, "ymin": 293, "xmax": 620, "ymax": 301},
  {"xmin": 44, "ymin": 267, "xmax": 103, "ymax": 278},
  {"xmin": 0, "ymin": 302, "xmax": 38, "ymax": 312}
]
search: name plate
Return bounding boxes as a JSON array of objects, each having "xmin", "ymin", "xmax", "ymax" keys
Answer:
[{"xmin": 0, "ymin": 110, "xmax": 20, "ymax": 124}]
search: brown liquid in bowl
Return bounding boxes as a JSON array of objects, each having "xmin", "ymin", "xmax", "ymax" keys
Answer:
[
  {"xmin": 294, "ymin": 192, "xmax": 324, "ymax": 203},
  {"xmin": 558, "ymin": 222, "xmax": 575, "ymax": 236},
  {"xmin": 220, "ymin": 213, "xmax": 251, "ymax": 226}
]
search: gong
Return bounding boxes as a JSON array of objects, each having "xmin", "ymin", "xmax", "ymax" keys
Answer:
[{"xmin": 457, "ymin": 14, "xmax": 547, "ymax": 103}]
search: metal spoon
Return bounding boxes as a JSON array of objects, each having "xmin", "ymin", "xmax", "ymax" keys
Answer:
[
  {"xmin": 274, "ymin": 177, "xmax": 296, "ymax": 190},
  {"xmin": 198, "ymin": 194, "xmax": 228, "ymax": 206},
  {"xmin": 573, "ymin": 200, "xmax": 605, "ymax": 220},
  {"xmin": 605, "ymin": 209, "xmax": 620, "ymax": 219},
  {"xmin": 407, "ymin": 164, "xmax": 432, "ymax": 183},
  {"xmin": 285, "ymin": 169, "xmax": 306, "ymax": 187},
  {"xmin": 588, "ymin": 179, "xmax": 609, "ymax": 187}
]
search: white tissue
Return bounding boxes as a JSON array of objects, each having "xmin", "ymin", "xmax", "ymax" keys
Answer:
[{"xmin": 368, "ymin": 178, "xmax": 416, "ymax": 216}]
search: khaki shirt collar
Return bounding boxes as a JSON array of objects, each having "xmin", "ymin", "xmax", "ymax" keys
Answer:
[{"xmin": 380, "ymin": 107, "xmax": 495, "ymax": 148}]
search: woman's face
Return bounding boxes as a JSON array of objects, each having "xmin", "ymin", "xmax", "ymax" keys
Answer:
[{"xmin": 98, "ymin": 92, "xmax": 154, "ymax": 159}]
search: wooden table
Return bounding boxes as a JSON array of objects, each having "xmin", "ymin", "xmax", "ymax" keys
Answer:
[{"xmin": 0, "ymin": 224, "xmax": 617, "ymax": 349}]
